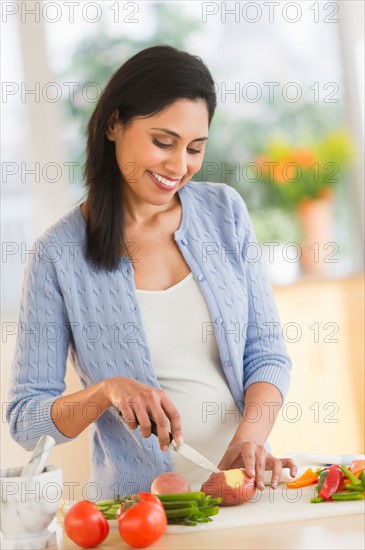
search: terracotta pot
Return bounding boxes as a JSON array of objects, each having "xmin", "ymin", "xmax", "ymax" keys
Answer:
[{"xmin": 297, "ymin": 190, "xmax": 334, "ymax": 275}]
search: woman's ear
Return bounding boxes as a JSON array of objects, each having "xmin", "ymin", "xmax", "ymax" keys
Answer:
[{"xmin": 106, "ymin": 109, "xmax": 120, "ymax": 141}]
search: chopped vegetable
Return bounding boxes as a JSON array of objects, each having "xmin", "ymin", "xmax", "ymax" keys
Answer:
[
  {"xmin": 157, "ymin": 491, "xmax": 206, "ymax": 502},
  {"xmin": 319, "ymin": 465, "xmax": 341, "ymax": 500},
  {"xmin": 338, "ymin": 477, "xmax": 351, "ymax": 491},
  {"xmin": 317, "ymin": 470, "xmax": 329, "ymax": 493},
  {"xmin": 156, "ymin": 492, "xmax": 222, "ymax": 525},
  {"xmin": 345, "ymin": 483, "xmax": 365, "ymax": 492},
  {"xmin": 97, "ymin": 499, "xmax": 124, "ymax": 520},
  {"xmin": 286, "ymin": 468, "xmax": 319, "ymax": 488},
  {"xmin": 349, "ymin": 460, "xmax": 365, "ymax": 476},
  {"xmin": 96, "ymin": 491, "xmax": 221, "ymax": 527},
  {"xmin": 310, "ymin": 496, "xmax": 325, "ymax": 503},
  {"xmin": 310, "ymin": 463, "xmax": 365, "ymax": 503},
  {"xmin": 331, "ymin": 492, "xmax": 364, "ymax": 501},
  {"xmin": 340, "ymin": 465, "xmax": 362, "ymax": 487}
]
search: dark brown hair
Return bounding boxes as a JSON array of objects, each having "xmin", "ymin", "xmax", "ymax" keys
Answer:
[{"xmin": 82, "ymin": 44, "xmax": 217, "ymax": 270}]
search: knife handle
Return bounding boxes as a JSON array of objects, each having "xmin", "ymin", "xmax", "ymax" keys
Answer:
[
  {"xmin": 118, "ymin": 410, "xmax": 173, "ymax": 443},
  {"xmin": 149, "ymin": 417, "xmax": 174, "ymax": 443}
]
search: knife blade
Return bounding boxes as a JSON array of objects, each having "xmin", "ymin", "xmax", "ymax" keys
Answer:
[
  {"xmin": 170, "ymin": 440, "xmax": 220, "ymax": 474},
  {"xmin": 147, "ymin": 416, "xmax": 220, "ymax": 474},
  {"xmin": 118, "ymin": 410, "xmax": 220, "ymax": 474}
]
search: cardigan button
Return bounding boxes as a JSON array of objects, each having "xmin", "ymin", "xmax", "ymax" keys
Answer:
[
  {"xmin": 197, "ymin": 274, "xmax": 205, "ymax": 282},
  {"xmin": 216, "ymin": 316, "xmax": 223, "ymax": 324},
  {"xmin": 181, "ymin": 238, "xmax": 188, "ymax": 245}
]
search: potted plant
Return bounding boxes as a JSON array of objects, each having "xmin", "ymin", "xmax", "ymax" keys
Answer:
[{"xmin": 255, "ymin": 131, "xmax": 354, "ymax": 275}]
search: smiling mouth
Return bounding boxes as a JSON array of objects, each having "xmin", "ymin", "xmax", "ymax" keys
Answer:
[{"xmin": 148, "ymin": 171, "xmax": 181, "ymax": 188}]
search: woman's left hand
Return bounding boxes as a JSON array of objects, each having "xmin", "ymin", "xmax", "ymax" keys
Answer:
[{"xmin": 218, "ymin": 440, "xmax": 297, "ymax": 490}]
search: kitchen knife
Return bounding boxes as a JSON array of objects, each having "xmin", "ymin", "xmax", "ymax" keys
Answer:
[
  {"xmin": 170, "ymin": 440, "xmax": 220, "ymax": 474},
  {"xmin": 149, "ymin": 417, "xmax": 220, "ymax": 474},
  {"xmin": 118, "ymin": 411, "xmax": 220, "ymax": 474}
]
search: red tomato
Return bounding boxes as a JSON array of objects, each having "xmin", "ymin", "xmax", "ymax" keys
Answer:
[
  {"xmin": 118, "ymin": 500, "xmax": 167, "ymax": 548},
  {"xmin": 117, "ymin": 492, "xmax": 164, "ymax": 519},
  {"xmin": 133, "ymin": 492, "xmax": 164, "ymax": 509},
  {"xmin": 64, "ymin": 500, "xmax": 109, "ymax": 548}
]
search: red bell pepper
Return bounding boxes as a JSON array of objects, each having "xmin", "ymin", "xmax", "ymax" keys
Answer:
[{"xmin": 319, "ymin": 464, "xmax": 341, "ymax": 501}]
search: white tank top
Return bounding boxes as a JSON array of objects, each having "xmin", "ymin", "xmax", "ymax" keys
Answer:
[{"xmin": 135, "ymin": 272, "xmax": 242, "ymax": 489}]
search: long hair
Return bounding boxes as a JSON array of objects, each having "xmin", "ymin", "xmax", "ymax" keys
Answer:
[{"xmin": 82, "ymin": 44, "xmax": 217, "ymax": 271}]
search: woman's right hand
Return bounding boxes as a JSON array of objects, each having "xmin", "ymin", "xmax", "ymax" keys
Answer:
[{"xmin": 102, "ymin": 376, "xmax": 183, "ymax": 451}]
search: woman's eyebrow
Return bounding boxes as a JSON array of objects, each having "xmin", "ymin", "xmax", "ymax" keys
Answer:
[{"xmin": 150, "ymin": 127, "xmax": 208, "ymax": 142}]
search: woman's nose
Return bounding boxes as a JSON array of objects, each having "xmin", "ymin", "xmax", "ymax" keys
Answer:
[{"xmin": 165, "ymin": 148, "xmax": 187, "ymax": 176}]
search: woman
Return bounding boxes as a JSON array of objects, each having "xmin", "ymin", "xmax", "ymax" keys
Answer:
[{"xmin": 7, "ymin": 45, "xmax": 297, "ymax": 498}]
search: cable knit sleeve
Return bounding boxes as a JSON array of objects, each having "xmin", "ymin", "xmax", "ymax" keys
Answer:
[
  {"xmin": 226, "ymin": 186, "xmax": 292, "ymax": 405},
  {"xmin": 6, "ymin": 234, "xmax": 76, "ymax": 450}
]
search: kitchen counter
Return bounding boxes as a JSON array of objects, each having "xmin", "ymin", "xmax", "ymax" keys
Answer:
[{"xmin": 54, "ymin": 513, "xmax": 364, "ymax": 550}]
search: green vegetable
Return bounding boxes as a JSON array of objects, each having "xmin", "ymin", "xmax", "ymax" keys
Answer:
[
  {"xmin": 96, "ymin": 492, "xmax": 222, "ymax": 526},
  {"xmin": 310, "ymin": 464, "xmax": 365, "ymax": 504},
  {"xmin": 96, "ymin": 500, "xmax": 123, "ymax": 520},
  {"xmin": 157, "ymin": 492, "xmax": 206, "ymax": 502},
  {"xmin": 162, "ymin": 501, "xmax": 199, "ymax": 509},
  {"xmin": 317, "ymin": 470, "xmax": 329, "ymax": 493},
  {"xmin": 165, "ymin": 507, "xmax": 200, "ymax": 518},
  {"xmin": 194, "ymin": 505, "xmax": 220, "ymax": 516},
  {"xmin": 310, "ymin": 496, "xmax": 325, "ymax": 503},
  {"xmin": 165, "ymin": 505, "xmax": 219, "ymax": 519},
  {"xmin": 361, "ymin": 470, "xmax": 365, "ymax": 490},
  {"xmin": 346, "ymin": 484, "xmax": 365, "ymax": 492},
  {"xmin": 340, "ymin": 465, "xmax": 362, "ymax": 486},
  {"xmin": 157, "ymin": 492, "xmax": 222, "ymax": 525},
  {"xmin": 331, "ymin": 492, "xmax": 364, "ymax": 501}
]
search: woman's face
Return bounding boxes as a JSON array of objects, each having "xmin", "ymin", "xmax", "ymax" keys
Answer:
[{"xmin": 106, "ymin": 98, "xmax": 209, "ymax": 207}]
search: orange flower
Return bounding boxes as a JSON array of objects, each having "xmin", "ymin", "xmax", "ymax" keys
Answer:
[
  {"xmin": 273, "ymin": 160, "xmax": 291, "ymax": 184},
  {"xmin": 292, "ymin": 149, "xmax": 317, "ymax": 168},
  {"xmin": 256, "ymin": 148, "xmax": 317, "ymax": 185},
  {"xmin": 256, "ymin": 155, "xmax": 290, "ymax": 185}
]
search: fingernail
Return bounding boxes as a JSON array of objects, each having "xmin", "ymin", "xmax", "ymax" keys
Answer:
[
  {"xmin": 258, "ymin": 482, "xmax": 265, "ymax": 490},
  {"xmin": 162, "ymin": 445, "xmax": 169, "ymax": 452},
  {"xmin": 175, "ymin": 435, "xmax": 184, "ymax": 445},
  {"xmin": 249, "ymin": 470, "xmax": 255, "ymax": 476},
  {"xmin": 272, "ymin": 481, "xmax": 278, "ymax": 488}
]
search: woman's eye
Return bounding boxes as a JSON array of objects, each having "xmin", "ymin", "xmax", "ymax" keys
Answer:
[
  {"xmin": 153, "ymin": 139, "xmax": 202, "ymax": 155},
  {"xmin": 153, "ymin": 139, "xmax": 171, "ymax": 149}
]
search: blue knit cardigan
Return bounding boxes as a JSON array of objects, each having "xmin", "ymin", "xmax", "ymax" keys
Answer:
[{"xmin": 7, "ymin": 181, "xmax": 291, "ymax": 499}]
